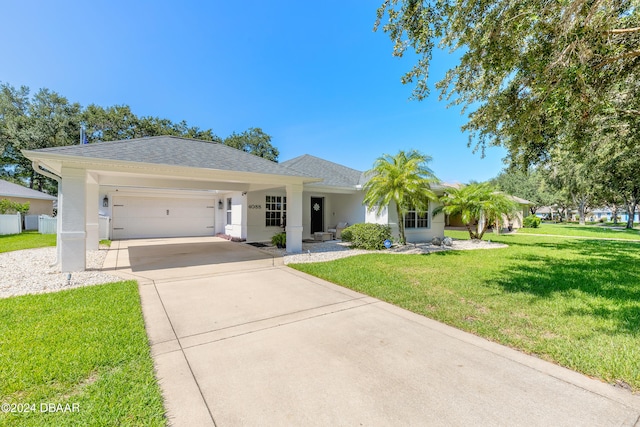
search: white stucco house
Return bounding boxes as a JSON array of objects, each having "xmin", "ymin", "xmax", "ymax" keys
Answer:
[{"xmin": 23, "ymin": 136, "xmax": 445, "ymax": 272}]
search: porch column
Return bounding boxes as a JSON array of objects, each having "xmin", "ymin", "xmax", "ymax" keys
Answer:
[
  {"xmin": 59, "ymin": 167, "xmax": 87, "ymax": 272},
  {"xmin": 85, "ymin": 174, "xmax": 99, "ymax": 250},
  {"xmin": 285, "ymin": 183, "xmax": 303, "ymax": 253}
]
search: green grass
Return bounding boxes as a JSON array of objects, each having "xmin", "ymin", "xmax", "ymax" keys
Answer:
[
  {"xmin": 0, "ymin": 282, "xmax": 166, "ymax": 426},
  {"xmin": 291, "ymin": 232, "xmax": 640, "ymax": 391},
  {"xmin": 516, "ymin": 222, "xmax": 640, "ymax": 240},
  {"xmin": 0, "ymin": 231, "xmax": 56, "ymax": 253}
]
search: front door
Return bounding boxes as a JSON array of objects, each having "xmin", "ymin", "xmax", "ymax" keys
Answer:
[{"xmin": 310, "ymin": 197, "xmax": 324, "ymax": 234}]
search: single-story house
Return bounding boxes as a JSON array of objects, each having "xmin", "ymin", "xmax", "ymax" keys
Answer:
[
  {"xmin": 0, "ymin": 179, "xmax": 57, "ymax": 216},
  {"xmin": 23, "ymin": 136, "xmax": 445, "ymax": 272},
  {"xmin": 444, "ymin": 186, "xmax": 533, "ymax": 230},
  {"xmin": 535, "ymin": 206, "xmax": 639, "ymax": 223},
  {"xmin": 503, "ymin": 195, "xmax": 534, "ymax": 229}
]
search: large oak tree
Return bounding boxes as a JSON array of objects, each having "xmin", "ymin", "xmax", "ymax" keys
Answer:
[{"xmin": 375, "ymin": 0, "xmax": 640, "ymax": 167}]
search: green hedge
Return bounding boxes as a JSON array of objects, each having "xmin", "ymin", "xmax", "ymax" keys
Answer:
[
  {"xmin": 523, "ymin": 215, "xmax": 541, "ymax": 228},
  {"xmin": 341, "ymin": 223, "xmax": 391, "ymax": 250}
]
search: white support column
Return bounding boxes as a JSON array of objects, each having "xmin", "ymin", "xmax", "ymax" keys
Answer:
[
  {"xmin": 85, "ymin": 174, "xmax": 99, "ymax": 250},
  {"xmin": 286, "ymin": 183, "xmax": 303, "ymax": 253},
  {"xmin": 59, "ymin": 167, "xmax": 87, "ymax": 272}
]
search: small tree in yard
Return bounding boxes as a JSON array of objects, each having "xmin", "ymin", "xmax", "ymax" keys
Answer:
[
  {"xmin": 0, "ymin": 199, "xmax": 29, "ymax": 215},
  {"xmin": 363, "ymin": 150, "xmax": 439, "ymax": 245},
  {"xmin": 435, "ymin": 183, "xmax": 517, "ymax": 240}
]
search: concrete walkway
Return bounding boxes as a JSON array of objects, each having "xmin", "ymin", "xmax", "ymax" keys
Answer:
[{"xmin": 103, "ymin": 237, "xmax": 640, "ymax": 426}]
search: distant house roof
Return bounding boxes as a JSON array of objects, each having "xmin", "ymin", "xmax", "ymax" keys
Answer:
[
  {"xmin": 0, "ymin": 179, "xmax": 56, "ymax": 200},
  {"xmin": 28, "ymin": 136, "xmax": 314, "ymax": 178},
  {"xmin": 509, "ymin": 195, "xmax": 534, "ymax": 205},
  {"xmin": 281, "ymin": 155, "xmax": 365, "ymax": 189}
]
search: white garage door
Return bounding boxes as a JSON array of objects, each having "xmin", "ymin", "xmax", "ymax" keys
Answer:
[{"xmin": 112, "ymin": 196, "xmax": 215, "ymax": 239}]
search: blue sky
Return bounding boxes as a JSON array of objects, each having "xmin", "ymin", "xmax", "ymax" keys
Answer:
[{"xmin": 1, "ymin": 0, "xmax": 507, "ymax": 183}]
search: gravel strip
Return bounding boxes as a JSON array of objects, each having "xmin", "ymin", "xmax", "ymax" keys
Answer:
[
  {"xmin": 1, "ymin": 238, "xmax": 508, "ymax": 299},
  {"xmin": 0, "ymin": 247, "xmax": 122, "ymax": 299},
  {"xmin": 255, "ymin": 238, "xmax": 508, "ymax": 264}
]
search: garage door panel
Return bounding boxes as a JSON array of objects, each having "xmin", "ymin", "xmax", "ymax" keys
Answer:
[{"xmin": 112, "ymin": 196, "xmax": 215, "ymax": 239}]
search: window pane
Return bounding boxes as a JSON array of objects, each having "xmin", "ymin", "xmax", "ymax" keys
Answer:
[
  {"xmin": 417, "ymin": 212, "xmax": 429, "ymax": 228},
  {"xmin": 404, "ymin": 212, "xmax": 416, "ymax": 228}
]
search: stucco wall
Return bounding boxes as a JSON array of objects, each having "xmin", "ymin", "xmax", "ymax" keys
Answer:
[
  {"xmin": 245, "ymin": 189, "xmax": 367, "ymax": 242},
  {"xmin": 384, "ymin": 200, "xmax": 445, "ymax": 243},
  {"xmin": 246, "ymin": 189, "xmax": 287, "ymax": 242},
  {"xmin": 222, "ymin": 192, "xmax": 246, "ymax": 239},
  {"xmin": 3, "ymin": 196, "xmax": 54, "ymax": 216}
]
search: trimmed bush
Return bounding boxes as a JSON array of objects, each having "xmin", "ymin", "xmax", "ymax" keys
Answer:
[
  {"xmin": 340, "ymin": 223, "xmax": 391, "ymax": 250},
  {"xmin": 271, "ymin": 232, "xmax": 286, "ymax": 248},
  {"xmin": 523, "ymin": 215, "xmax": 541, "ymax": 228}
]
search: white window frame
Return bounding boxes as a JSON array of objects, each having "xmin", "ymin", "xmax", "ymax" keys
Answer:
[
  {"xmin": 404, "ymin": 204, "xmax": 430, "ymax": 229},
  {"xmin": 226, "ymin": 198, "xmax": 232, "ymax": 225},
  {"xmin": 265, "ymin": 195, "xmax": 286, "ymax": 227}
]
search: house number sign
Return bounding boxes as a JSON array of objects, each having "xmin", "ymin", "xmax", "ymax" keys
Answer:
[{"xmin": 248, "ymin": 204, "xmax": 262, "ymax": 209}]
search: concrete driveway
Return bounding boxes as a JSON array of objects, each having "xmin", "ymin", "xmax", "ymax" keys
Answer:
[{"xmin": 104, "ymin": 237, "xmax": 640, "ymax": 426}]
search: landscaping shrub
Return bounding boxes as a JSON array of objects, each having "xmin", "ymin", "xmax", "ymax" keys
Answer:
[
  {"xmin": 271, "ymin": 232, "xmax": 286, "ymax": 248},
  {"xmin": 340, "ymin": 223, "xmax": 391, "ymax": 250},
  {"xmin": 523, "ymin": 215, "xmax": 541, "ymax": 228}
]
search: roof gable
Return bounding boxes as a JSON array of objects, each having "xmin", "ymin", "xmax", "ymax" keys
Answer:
[
  {"xmin": 0, "ymin": 179, "xmax": 57, "ymax": 200},
  {"xmin": 281, "ymin": 155, "xmax": 364, "ymax": 188}
]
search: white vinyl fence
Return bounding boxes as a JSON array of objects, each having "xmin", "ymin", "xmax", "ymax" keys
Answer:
[
  {"xmin": 25, "ymin": 215, "xmax": 39, "ymax": 230},
  {"xmin": 99, "ymin": 216, "xmax": 110, "ymax": 240},
  {"xmin": 38, "ymin": 215, "xmax": 57, "ymax": 234},
  {"xmin": 0, "ymin": 213, "xmax": 21, "ymax": 235}
]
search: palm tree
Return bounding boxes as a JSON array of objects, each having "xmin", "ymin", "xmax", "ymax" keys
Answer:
[
  {"xmin": 435, "ymin": 182, "xmax": 518, "ymax": 240},
  {"xmin": 363, "ymin": 150, "xmax": 440, "ymax": 245}
]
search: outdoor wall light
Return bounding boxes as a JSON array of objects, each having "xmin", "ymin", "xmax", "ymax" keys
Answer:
[
  {"xmin": 218, "ymin": 200, "xmax": 224, "ymax": 210},
  {"xmin": 103, "ymin": 195, "xmax": 109, "ymax": 207}
]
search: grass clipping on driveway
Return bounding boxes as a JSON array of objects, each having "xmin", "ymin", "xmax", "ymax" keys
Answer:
[
  {"xmin": 0, "ymin": 281, "xmax": 165, "ymax": 426},
  {"xmin": 291, "ymin": 233, "xmax": 640, "ymax": 392}
]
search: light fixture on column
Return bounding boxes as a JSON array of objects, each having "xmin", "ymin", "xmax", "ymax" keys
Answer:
[{"xmin": 103, "ymin": 195, "xmax": 109, "ymax": 207}]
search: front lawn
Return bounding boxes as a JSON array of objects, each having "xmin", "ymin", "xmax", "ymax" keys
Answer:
[
  {"xmin": 0, "ymin": 281, "xmax": 166, "ymax": 426},
  {"xmin": 516, "ymin": 222, "xmax": 640, "ymax": 240},
  {"xmin": 0, "ymin": 231, "xmax": 56, "ymax": 253},
  {"xmin": 291, "ymin": 233, "xmax": 640, "ymax": 391}
]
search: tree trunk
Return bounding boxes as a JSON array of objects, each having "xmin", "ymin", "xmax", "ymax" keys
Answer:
[
  {"xmin": 626, "ymin": 203, "xmax": 637, "ymax": 229},
  {"xmin": 396, "ymin": 205, "xmax": 406, "ymax": 245},
  {"xmin": 477, "ymin": 221, "xmax": 490, "ymax": 240},
  {"xmin": 465, "ymin": 222, "xmax": 476, "ymax": 240},
  {"xmin": 578, "ymin": 203, "xmax": 586, "ymax": 225}
]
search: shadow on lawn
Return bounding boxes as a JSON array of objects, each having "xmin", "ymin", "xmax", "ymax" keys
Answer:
[{"xmin": 493, "ymin": 238, "xmax": 640, "ymax": 335}]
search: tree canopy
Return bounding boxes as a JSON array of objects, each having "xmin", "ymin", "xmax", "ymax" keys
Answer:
[
  {"xmin": 223, "ymin": 128, "xmax": 279, "ymax": 162},
  {"xmin": 0, "ymin": 82, "xmax": 280, "ymax": 194},
  {"xmin": 375, "ymin": 0, "xmax": 640, "ymax": 167}
]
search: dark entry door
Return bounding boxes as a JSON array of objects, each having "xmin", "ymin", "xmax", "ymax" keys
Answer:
[{"xmin": 310, "ymin": 197, "xmax": 324, "ymax": 233}]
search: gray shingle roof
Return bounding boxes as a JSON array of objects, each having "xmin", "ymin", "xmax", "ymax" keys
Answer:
[
  {"xmin": 0, "ymin": 179, "xmax": 57, "ymax": 200},
  {"xmin": 30, "ymin": 136, "xmax": 314, "ymax": 178},
  {"xmin": 281, "ymin": 155, "xmax": 364, "ymax": 189}
]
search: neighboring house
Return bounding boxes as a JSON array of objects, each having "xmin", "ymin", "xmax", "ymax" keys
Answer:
[
  {"xmin": 535, "ymin": 206, "xmax": 639, "ymax": 223},
  {"xmin": 23, "ymin": 136, "xmax": 446, "ymax": 272},
  {"xmin": 503, "ymin": 195, "xmax": 534, "ymax": 229},
  {"xmin": 444, "ymin": 188, "xmax": 533, "ymax": 230},
  {"xmin": 0, "ymin": 179, "xmax": 57, "ymax": 216},
  {"xmin": 583, "ymin": 207, "xmax": 639, "ymax": 223}
]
